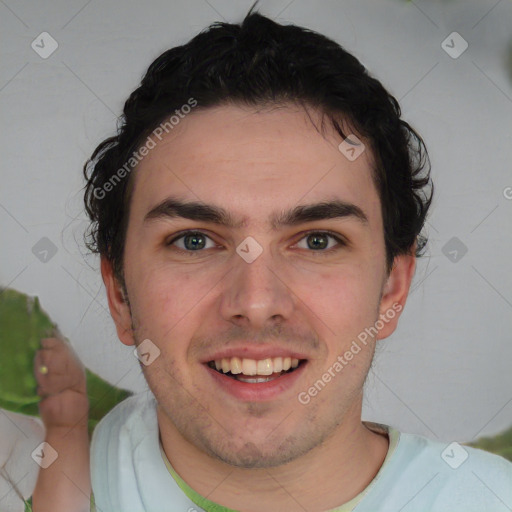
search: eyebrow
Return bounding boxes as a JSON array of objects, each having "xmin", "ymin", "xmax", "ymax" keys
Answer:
[{"xmin": 144, "ymin": 196, "xmax": 369, "ymax": 230}]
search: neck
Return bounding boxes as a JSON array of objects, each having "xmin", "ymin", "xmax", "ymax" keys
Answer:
[{"xmin": 158, "ymin": 397, "xmax": 389, "ymax": 512}]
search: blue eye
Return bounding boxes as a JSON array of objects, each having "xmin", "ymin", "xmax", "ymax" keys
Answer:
[
  {"xmin": 295, "ymin": 232, "xmax": 345, "ymax": 252},
  {"xmin": 167, "ymin": 231, "xmax": 216, "ymax": 251},
  {"xmin": 166, "ymin": 230, "xmax": 345, "ymax": 254}
]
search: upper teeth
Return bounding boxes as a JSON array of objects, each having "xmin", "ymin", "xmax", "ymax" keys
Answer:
[{"xmin": 213, "ymin": 357, "xmax": 300, "ymax": 376}]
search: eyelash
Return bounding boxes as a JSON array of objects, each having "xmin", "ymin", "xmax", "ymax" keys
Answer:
[{"xmin": 166, "ymin": 230, "xmax": 346, "ymax": 256}]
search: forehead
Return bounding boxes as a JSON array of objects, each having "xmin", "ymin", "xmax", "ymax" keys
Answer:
[{"xmin": 130, "ymin": 104, "xmax": 382, "ymax": 228}]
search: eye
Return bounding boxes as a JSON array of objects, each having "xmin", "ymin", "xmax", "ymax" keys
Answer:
[
  {"xmin": 295, "ymin": 231, "xmax": 346, "ymax": 253},
  {"xmin": 166, "ymin": 230, "xmax": 346, "ymax": 255},
  {"xmin": 167, "ymin": 231, "xmax": 217, "ymax": 252}
]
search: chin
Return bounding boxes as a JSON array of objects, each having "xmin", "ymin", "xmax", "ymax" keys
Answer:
[{"xmin": 200, "ymin": 429, "xmax": 318, "ymax": 469}]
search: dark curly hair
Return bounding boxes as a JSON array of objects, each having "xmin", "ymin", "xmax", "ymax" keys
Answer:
[{"xmin": 83, "ymin": 7, "xmax": 433, "ymax": 285}]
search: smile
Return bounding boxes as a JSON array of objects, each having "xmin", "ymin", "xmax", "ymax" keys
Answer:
[{"xmin": 206, "ymin": 356, "xmax": 306, "ymax": 391}]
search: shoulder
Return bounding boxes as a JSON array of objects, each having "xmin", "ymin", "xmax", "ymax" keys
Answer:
[
  {"xmin": 90, "ymin": 390, "xmax": 157, "ymax": 451},
  {"xmin": 390, "ymin": 429, "xmax": 512, "ymax": 511},
  {"xmin": 399, "ymin": 429, "xmax": 512, "ymax": 476}
]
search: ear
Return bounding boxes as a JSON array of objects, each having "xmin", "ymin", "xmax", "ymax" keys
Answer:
[
  {"xmin": 376, "ymin": 246, "xmax": 416, "ymax": 341},
  {"xmin": 100, "ymin": 256, "xmax": 135, "ymax": 346}
]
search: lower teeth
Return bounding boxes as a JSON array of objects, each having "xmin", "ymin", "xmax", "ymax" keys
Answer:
[
  {"xmin": 223, "ymin": 369, "xmax": 292, "ymax": 382},
  {"xmin": 235, "ymin": 375, "xmax": 276, "ymax": 383}
]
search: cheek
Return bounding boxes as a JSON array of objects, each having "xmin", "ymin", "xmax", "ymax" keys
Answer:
[
  {"xmin": 127, "ymin": 263, "xmax": 197, "ymax": 339},
  {"xmin": 302, "ymin": 264, "xmax": 382, "ymax": 344},
  {"xmin": 126, "ymin": 260, "xmax": 225, "ymax": 359}
]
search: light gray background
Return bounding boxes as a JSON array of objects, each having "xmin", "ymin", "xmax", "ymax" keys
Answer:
[{"xmin": 1, "ymin": 0, "xmax": 511, "ymax": 443}]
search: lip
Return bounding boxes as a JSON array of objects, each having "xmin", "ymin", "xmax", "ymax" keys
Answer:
[
  {"xmin": 204, "ymin": 360, "xmax": 307, "ymax": 401},
  {"xmin": 200, "ymin": 345, "xmax": 309, "ymax": 363}
]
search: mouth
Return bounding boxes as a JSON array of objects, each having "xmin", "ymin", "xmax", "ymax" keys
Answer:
[{"xmin": 207, "ymin": 356, "xmax": 306, "ymax": 383}]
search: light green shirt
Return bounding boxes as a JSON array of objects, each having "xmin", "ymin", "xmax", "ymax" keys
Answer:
[
  {"xmin": 157, "ymin": 421, "xmax": 399, "ymax": 512},
  {"xmin": 90, "ymin": 391, "xmax": 512, "ymax": 512}
]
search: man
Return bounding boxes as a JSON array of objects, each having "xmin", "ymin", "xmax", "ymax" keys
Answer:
[{"xmin": 83, "ymin": 7, "xmax": 512, "ymax": 512}]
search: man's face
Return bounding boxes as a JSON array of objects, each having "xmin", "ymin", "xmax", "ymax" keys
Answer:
[{"xmin": 104, "ymin": 104, "xmax": 410, "ymax": 468}]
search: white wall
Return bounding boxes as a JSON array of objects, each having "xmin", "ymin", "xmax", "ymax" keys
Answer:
[{"xmin": 1, "ymin": 0, "xmax": 511, "ymax": 443}]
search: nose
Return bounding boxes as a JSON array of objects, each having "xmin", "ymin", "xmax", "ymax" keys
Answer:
[{"xmin": 219, "ymin": 241, "xmax": 295, "ymax": 330}]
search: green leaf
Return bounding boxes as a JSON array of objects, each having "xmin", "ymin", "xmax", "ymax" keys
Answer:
[
  {"xmin": 0, "ymin": 287, "xmax": 131, "ymax": 436},
  {"xmin": 24, "ymin": 497, "xmax": 33, "ymax": 512},
  {"xmin": 465, "ymin": 424, "xmax": 512, "ymax": 462}
]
